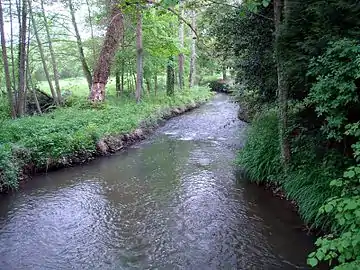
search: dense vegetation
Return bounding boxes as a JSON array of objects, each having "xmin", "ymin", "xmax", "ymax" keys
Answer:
[{"xmin": 208, "ymin": 0, "xmax": 360, "ymax": 268}]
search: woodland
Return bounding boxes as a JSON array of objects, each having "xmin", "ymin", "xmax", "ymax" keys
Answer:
[{"xmin": 0, "ymin": 0, "xmax": 360, "ymax": 269}]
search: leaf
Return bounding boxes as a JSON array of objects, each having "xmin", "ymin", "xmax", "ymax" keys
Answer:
[
  {"xmin": 325, "ymin": 204, "xmax": 334, "ymax": 213},
  {"xmin": 262, "ymin": 0, "xmax": 270, "ymax": 7},
  {"xmin": 308, "ymin": 257, "xmax": 319, "ymax": 267},
  {"xmin": 344, "ymin": 170, "xmax": 355, "ymax": 178}
]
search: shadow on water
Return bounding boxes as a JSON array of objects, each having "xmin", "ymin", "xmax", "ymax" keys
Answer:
[{"xmin": 0, "ymin": 94, "xmax": 316, "ymax": 269}]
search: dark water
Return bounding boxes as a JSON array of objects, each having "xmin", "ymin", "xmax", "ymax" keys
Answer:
[{"xmin": 0, "ymin": 94, "xmax": 315, "ymax": 269}]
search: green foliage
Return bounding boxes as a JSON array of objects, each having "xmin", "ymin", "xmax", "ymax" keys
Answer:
[
  {"xmin": 308, "ymin": 165, "xmax": 360, "ymax": 268},
  {"xmin": 0, "ymin": 87, "xmax": 212, "ymax": 190},
  {"xmin": 307, "ymin": 39, "xmax": 360, "ymax": 141},
  {"xmin": 237, "ymin": 110, "xmax": 283, "ymax": 183}
]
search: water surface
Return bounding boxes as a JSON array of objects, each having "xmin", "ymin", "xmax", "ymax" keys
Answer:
[{"xmin": 0, "ymin": 94, "xmax": 314, "ymax": 269}]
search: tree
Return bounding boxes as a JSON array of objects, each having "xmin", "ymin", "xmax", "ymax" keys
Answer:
[
  {"xmin": 177, "ymin": 0, "xmax": 184, "ymax": 90},
  {"xmin": 28, "ymin": 0, "xmax": 59, "ymax": 105},
  {"xmin": 18, "ymin": 0, "xmax": 28, "ymax": 115},
  {"xmin": 135, "ymin": 6, "xmax": 143, "ymax": 103},
  {"xmin": 0, "ymin": 0, "xmax": 16, "ymax": 118},
  {"xmin": 68, "ymin": 0, "xmax": 93, "ymax": 90},
  {"xmin": 89, "ymin": 3, "xmax": 124, "ymax": 102},
  {"xmin": 40, "ymin": 0, "xmax": 62, "ymax": 104},
  {"xmin": 189, "ymin": 10, "xmax": 196, "ymax": 88}
]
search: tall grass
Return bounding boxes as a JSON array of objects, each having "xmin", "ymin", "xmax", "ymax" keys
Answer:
[{"xmin": 237, "ymin": 109, "xmax": 341, "ymax": 228}]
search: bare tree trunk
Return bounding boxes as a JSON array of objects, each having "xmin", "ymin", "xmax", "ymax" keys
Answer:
[
  {"xmin": 85, "ymin": 0, "xmax": 96, "ymax": 63},
  {"xmin": 26, "ymin": 19, "xmax": 41, "ymax": 115},
  {"xmin": 178, "ymin": 0, "xmax": 184, "ymax": 90},
  {"xmin": 135, "ymin": 8, "xmax": 143, "ymax": 103},
  {"xmin": 40, "ymin": 0, "xmax": 62, "ymax": 104},
  {"xmin": 9, "ymin": 0, "xmax": 16, "ymax": 91},
  {"xmin": 89, "ymin": 4, "xmax": 124, "ymax": 102},
  {"xmin": 145, "ymin": 78, "xmax": 151, "ymax": 94},
  {"xmin": 167, "ymin": 57, "xmax": 175, "ymax": 96},
  {"xmin": 189, "ymin": 10, "xmax": 196, "ymax": 88},
  {"xmin": 115, "ymin": 68, "xmax": 120, "ymax": 96},
  {"xmin": 17, "ymin": 0, "xmax": 27, "ymax": 116},
  {"xmin": 28, "ymin": 0, "xmax": 58, "ymax": 105},
  {"xmin": 222, "ymin": 65, "xmax": 227, "ymax": 80},
  {"xmin": 0, "ymin": 0, "xmax": 16, "ymax": 118},
  {"xmin": 154, "ymin": 74, "xmax": 158, "ymax": 96},
  {"xmin": 121, "ymin": 60, "xmax": 125, "ymax": 93},
  {"xmin": 68, "ymin": 0, "xmax": 92, "ymax": 90},
  {"xmin": 274, "ymin": 0, "xmax": 290, "ymax": 164}
]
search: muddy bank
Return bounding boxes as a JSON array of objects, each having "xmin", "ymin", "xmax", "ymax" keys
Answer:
[{"xmin": 16, "ymin": 100, "xmax": 205, "ymax": 190}]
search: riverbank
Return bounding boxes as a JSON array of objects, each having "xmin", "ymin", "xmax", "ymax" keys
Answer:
[{"xmin": 0, "ymin": 88, "xmax": 213, "ymax": 192}]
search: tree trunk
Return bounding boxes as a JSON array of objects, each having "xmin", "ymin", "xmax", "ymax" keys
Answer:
[
  {"xmin": 9, "ymin": 0, "xmax": 16, "ymax": 91},
  {"xmin": 167, "ymin": 57, "xmax": 175, "ymax": 96},
  {"xmin": 28, "ymin": 0, "xmax": 58, "ymax": 105},
  {"xmin": 135, "ymin": 8, "xmax": 143, "ymax": 103},
  {"xmin": 274, "ymin": 0, "xmax": 290, "ymax": 164},
  {"xmin": 115, "ymin": 68, "xmax": 120, "ymax": 96},
  {"xmin": 189, "ymin": 10, "xmax": 196, "ymax": 88},
  {"xmin": 69, "ymin": 0, "xmax": 92, "ymax": 90},
  {"xmin": 41, "ymin": 0, "xmax": 62, "ymax": 104},
  {"xmin": 222, "ymin": 66, "xmax": 227, "ymax": 81},
  {"xmin": 0, "ymin": 0, "xmax": 16, "ymax": 118},
  {"xmin": 17, "ymin": 0, "xmax": 27, "ymax": 116},
  {"xmin": 145, "ymin": 78, "xmax": 151, "ymax": 94},
  {"xmin": 154, "ymin": 74, "xmax": 158, "ymax": 96},
  {"xmin": 85, "ymin": 0, "xmax": 96, "ymax": 63},
  {"xmin": 178, "ymin": 0, "xmax": 184, "ymax": 90},
  {"xmin": 89, "ymin": 4, "xmax": 124, "ymax": 102}
]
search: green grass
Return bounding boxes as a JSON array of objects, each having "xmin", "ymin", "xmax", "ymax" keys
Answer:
[
  {"xmin": 237, "ymin": 109, "xmax": 341, "ymax": 228},
  {"xmin": 0, "ymin": 86, "xmax": 213, "ymax": 191}
]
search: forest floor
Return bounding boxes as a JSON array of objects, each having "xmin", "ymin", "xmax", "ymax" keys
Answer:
[{"xmin": 0, "ymin": 86, "xmax": 213, "ymax": 192}]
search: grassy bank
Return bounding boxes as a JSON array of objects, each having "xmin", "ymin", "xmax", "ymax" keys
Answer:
[
  {"xmin": 0, "ymin": 87, "xmax": 213, "ymax": 191},
  {"xmin": 237, "ymin": 109, "xmax": 343, "ymax": 228}
]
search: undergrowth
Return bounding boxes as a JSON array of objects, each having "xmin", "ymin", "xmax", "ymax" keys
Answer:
[
  {"xmin": 0, "ymin": 87, "xmax": 212, "ymax": 191},
  {"xmin": 237, "ymin": 109, "xmax": 341, "ymax": 228}
]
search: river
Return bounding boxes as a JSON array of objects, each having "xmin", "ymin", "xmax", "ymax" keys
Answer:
[{"xmin": 0, "ymin": 94, "xmax": 315, "ymax": 269}]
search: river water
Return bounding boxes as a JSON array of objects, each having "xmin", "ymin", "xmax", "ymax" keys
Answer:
[{"xmin": 0, "ymin": 94, "xmax": 315, "ymax": 269}]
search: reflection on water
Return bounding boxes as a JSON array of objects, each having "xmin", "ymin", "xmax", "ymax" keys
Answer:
[{"xmin": 0, "ymin": 94, "xmax": 314, "ymax": 269}]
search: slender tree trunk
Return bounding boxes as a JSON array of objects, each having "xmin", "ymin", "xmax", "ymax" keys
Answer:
[
  {"xmin": 121, "ymin": 60, "xmax": 125, "ymax": 93},
  {"xmin": 85, "ymin": 0, "xmax": 96, "ymax": 63},
  {"xmin": 135, "ymin": 8, "xmax": 143, "ymax": 103},
  {"xmin": 89, "ymin": 4, "xmax": 124, "ymax": 102},
  {"xmin": 222, "ymin": 66, "xmax": 227, "ymax": 80},
  {"xmin": 154, "ymin": 74, "xmax": 158, "ymax": 96},
  {"xmin": 115, "ymin": 68, "xmax": 120, "ymax": 96},
  {"xmin": 9, "ymin": 0, "xmax": 16, "ymax": 91},
  {"xmin": 145, "ymin": 78, "xmax": 151, "ymax": 94},
  {"xmin": 274, "ymin": 0, "xmax": 290, "ymax": 164},
  {"xmin": 28, "ymin": 0, "xmax": 58, "ymax": 105},
  {"xmin": 178, "ymin": 0, "xmax": 184, "ymax": 90},
  {"xmin": 0, "ymin": 0, "xmax": 16, "ymax": 118},
  {"xmin": 189, "ymin": 10, "xmax": 196, "ymax": 88},
  {"xmin": 40, "ymin": 0, "xmax": 62, "ymax": 104},
  {"xmin": 17, "ymin": 0, "xmax": 27, "ymax": 116},
  {"xmin": 167, "ymin": 57, "xmax": 175, "ymax": 96},
  {"xmin": 69, "ymin": 0, "xmax": 92, "ymax": 90},
  {"xmin": 26, "ymin": 19, "xmax": 41, "ymax": 115}
]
